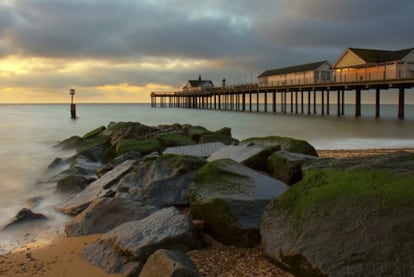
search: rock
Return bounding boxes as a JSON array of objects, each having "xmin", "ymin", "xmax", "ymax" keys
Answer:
[
  {"xmin": 75, "ymin": 136, "xmax": 111, "ymax": 162},
  {"xmin": 241, "ymin": 136, "xmax": 318, "ymax": 156},
  {"xmin": 83, "ymin": 207, "xmax": 201, "ymax": 274},
  {"xmin": 116, "ymin": 137, "xmax": 163, "ymax": 156},
  {"xmin": 82, "ymin": 126, "xmax": 106, "ymax": 139},
  {"xmin": 208, "ymin": 144, "xmax": 280, "ymax": 172},
  {"xmin": 261, "ymin": 152, "xmax": 414, "ymax": 277},
  {"xmin": 56, "ymin": 175, "xmax": 96, "ymax": 194},
  {"xmin": 56, "ymin": 135, "xmax": 83, "ymax": 150},
  {"xmin": 97, "ymin": 151, "xmax": 142, "ymax": 178},
  {"xmin": 140, "ymin": 249, "xmax": 201, "ymax": 277},
  {"xmin": 47, "ymin": 158, "xmax": 66, "ymax": 170},
  {"xmin": 267, "ymin": 150, "xmax": 318, "ymax": 185},
  {"xmin": 107, "ymin": 121, "xmax": 160, "ymax": 145},
  {"xmin": 3, "ymin": 208, "xmax": 47, "ymax": 229},
  {"xmin": 182, "ymin": 125, "xmax": 210, "ymax": 141},
  {"xmin": 156, "ymin": 132, "xmax": 196, "ymax": 147},
  {"xmin": 49, "ymin": 164, "xmax": 97, "ymax": 184},
  {"xmin": 65, "ymin": 197, "xmax": 158, "ymax": 237},
  {"xmin": 163, "ymin": 142, "xmax": 226, "ymax": 158},
  {"xmin": 199, "ymin": 127, "xmax": 239, "ymax": 145},
  {"xmin": 56, "ymin": 159, "xmax": 136, "ymax": 215},
  {"xmin": 116, "ymin": 154, "xmax": 207, "ymax": 207},
  {"xmin": 189, "ymin": 159, "xmax": 289, "ymax": 247}
]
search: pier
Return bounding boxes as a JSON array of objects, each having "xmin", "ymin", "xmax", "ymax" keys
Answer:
[{"xmin": 151, "ymin": 79, "xmax": 414, "ymax": 120}]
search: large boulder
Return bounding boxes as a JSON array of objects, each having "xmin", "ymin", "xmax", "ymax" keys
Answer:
[
  {"xmin": 83, "ymin": 207, "xmax": 201, "ymax": 274},
  {"xmin": 189, "ymin": 159, "xmax": 289, "ymax": 247},
  {"xmin": 261, "ymin": 151, "xmax": 414, "ymax": 277},
  {"xmin": 241, "ymin": 136, "xmax": 318, "ymax": 157},
  {"xmin": 267, "ymin": 150, "xmax": 318, "ymax": 185},
  {"xmin": 64, "ymin": 197, "xmax": 158, "ymax": 237},
  {"xmin": 116, "ymin": 154, "xmax": 207, "ymax": 207},
  {"xmin": 56, "ymin": 159, "xmax": 136, "ymax": 215},
  {"xmin": 140, "ymin": 249, "xmax": 201, "ymax": 277}
]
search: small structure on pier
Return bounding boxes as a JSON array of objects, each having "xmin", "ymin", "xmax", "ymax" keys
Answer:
[
  {"xmin": 334, "ymin": 47, "xmax": 414, "ymax": 82},
  {"xmin": 258, "ymin": 61, "xmax": 332, "ymax": 87},
  {"xmin": 182, "ymin": 74, "xmax": 214, "ymax": 92}
]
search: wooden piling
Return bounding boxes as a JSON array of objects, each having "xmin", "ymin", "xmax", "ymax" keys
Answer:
[{"xmin": 398, "ymin": 87, "xmax": 405, "ymax": 119}]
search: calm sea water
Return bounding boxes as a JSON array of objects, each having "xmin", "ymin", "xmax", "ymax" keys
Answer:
[{"xmin": 0, "ymin": 103, "xmax": 413, "ymax": 253}]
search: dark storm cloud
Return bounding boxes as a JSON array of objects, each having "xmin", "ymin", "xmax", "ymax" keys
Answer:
[
  {"xmin": 1, "ymin": 0, "xmax": 413, "ymax": 90},
  {"xmin": 0, "ymin": 0, "xmax": 257, "ymax": 60}
]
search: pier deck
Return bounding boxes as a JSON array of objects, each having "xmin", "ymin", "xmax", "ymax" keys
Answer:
[{"xmin": 151, "ymin": 79, "xmax": 414, "ymax": 119}]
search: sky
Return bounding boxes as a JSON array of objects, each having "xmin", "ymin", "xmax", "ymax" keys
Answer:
[{"xmin": 0, "ymin": 0, "xmax": 413, "ymax": 103}]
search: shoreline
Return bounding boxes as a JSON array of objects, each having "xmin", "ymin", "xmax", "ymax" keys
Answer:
[{"xmin": 1, "ymin": 147, "xmax": 412, "ymax": 276}]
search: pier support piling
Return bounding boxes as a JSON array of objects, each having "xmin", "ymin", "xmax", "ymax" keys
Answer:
[{"xmin": 398, "ymin": 87, "xmax": 405, "ymax": 120}]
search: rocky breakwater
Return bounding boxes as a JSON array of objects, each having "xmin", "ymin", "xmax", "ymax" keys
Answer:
[
  {"xmin": 29, "ymin": 121, "xmax": 319, "ymax": 276},
  {"xmin": 6, "ymin": 120, "xmax": 411, "ymax": 276}
]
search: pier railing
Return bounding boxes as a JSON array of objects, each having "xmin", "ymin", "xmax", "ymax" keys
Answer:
[{"xmin": 151, "ymin": 78, "xmax": 414, "ymax": 119}]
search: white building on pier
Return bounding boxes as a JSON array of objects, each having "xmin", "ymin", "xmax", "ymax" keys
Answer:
[{"xmin": 333, "ymin": 47, "xmax": 414, "ymax": 82}]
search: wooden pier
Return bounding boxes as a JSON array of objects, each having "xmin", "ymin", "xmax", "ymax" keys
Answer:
[{"xmin": 151, "ymin": 79, "xmax": 414, "ymax": 119}]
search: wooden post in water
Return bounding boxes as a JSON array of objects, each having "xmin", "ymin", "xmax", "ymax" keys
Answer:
[
  {"xmin": 321, "ymin": 90, "xmax": 325, "ymax": 115},
  {"xmin": 398, "ymin": 87, "xmax": 405, "ymax": 120},
  {"xmin": 355, "ymin": 88, "xmax": 361, "ymax": 117},
  {"xmin": 326, "ymin": 90, "xmax": 330, "ymax": 115},
  {"xmin": 337, "ymin": 89, "xmax": 341, "ymax": 116},
  {"xmin": 301, "ymin": 90, "xmax": 304, "ymax": 114},
  {"xmin": 69, "ymin": 89, "xmax": 76, "ymax": 119},
  {"xmin": 375, "ymin": 88, "xmax": 380, "ymax": 118}
]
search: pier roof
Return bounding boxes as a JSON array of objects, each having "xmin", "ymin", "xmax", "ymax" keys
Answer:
[
  {"xmin": 349, "ymin": 47, "xmax": 414, "ymax": 63},
  {"xmin": 258, "ymin": 61, "xmax": 329, "ymax": 78}
]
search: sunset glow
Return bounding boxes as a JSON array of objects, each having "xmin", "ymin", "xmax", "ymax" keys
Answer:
[{"xmin": 0, "ymin": 0, "xmax": 413, "ymax": 103}]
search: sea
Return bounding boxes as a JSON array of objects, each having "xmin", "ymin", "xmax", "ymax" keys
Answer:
[{"xmin": 0, "ymin": 103, "xmax": 414, "ymax": 254}]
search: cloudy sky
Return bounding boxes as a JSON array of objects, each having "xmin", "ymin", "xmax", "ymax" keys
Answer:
[{"xmin": 0, "ymin": 0, "xmax": 413, "ymax": 103}]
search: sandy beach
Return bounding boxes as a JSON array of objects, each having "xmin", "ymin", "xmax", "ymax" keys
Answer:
[
  {"xmin": 0, "ymin": 235, "xmax": 121, "ymax": 277},
  {"xmin": 1, "ymin": 148, "xmax": 413, "ymax": 277}
]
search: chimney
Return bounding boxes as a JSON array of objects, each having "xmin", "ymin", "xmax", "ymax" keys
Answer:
[{"xmin": 198, "ymin": 74, "xmax": 202, "ymax": 81}]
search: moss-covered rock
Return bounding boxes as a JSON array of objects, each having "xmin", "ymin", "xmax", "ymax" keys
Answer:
[
  {"xmin": 241, "ymin": 136, "xmax": 318, "ymax": 156},
  {"xmin": 56, "ymin": 175, "xmax": 96, "ymax": 194},
  {"xmin": 157, "ymin": 132, "xmax": 195, "ymax": 148},
  {"xmin": 116, "ymin": 138, "xmax": 162, "ymax": 156},
  {"xmin": 182, "ymin": 125, "xmax": 210, "ymax": 141},
  {"xmin": 58, "ymin": 135, "xmax": 84, "ymax": 150},
  {"xmin": 261, "ymin": 151, "xmax": 414, "ymax": 277},
  {"xmin": 189, "ymin": 159, "xmax": 288, "ymax": 247},
  {"xmin": 83, "ymin": 126, "xmax": 106, "ymax": 140},
  {"xmin": 108, "ymin": 122, "xmax": 160, "ymax": 145},
  {"xmin": 267, "ymin": 150, "xmax": 318, "ymax": 185},
  {"xmin": 116, "ymin": 154, "xmax": 206, "ymax": 207},
  {"xmin": 75, "ymin": 137, "xmax": 111, "ymax": 162}
]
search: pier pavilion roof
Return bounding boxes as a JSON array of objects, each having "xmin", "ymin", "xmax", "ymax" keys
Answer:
[
  {"xmin": 334, "ymin": 47, "xmax": 414, "ymax": 68},
  {"xmin": 258, "ymin": 61, "xmax": 329, "ymax": 78}
]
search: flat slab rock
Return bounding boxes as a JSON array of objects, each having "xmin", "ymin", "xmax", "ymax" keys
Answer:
[
  {"xmin": 207, "ymin": 144, "xmax": 266, "ymax": 163},
  {"xmin": 163, "ymin": 142, "xmax": 226, "ymax": 158},
  {"xmin": 56, "ymin": 160, "xmax": 136, "ymax": 215}
]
